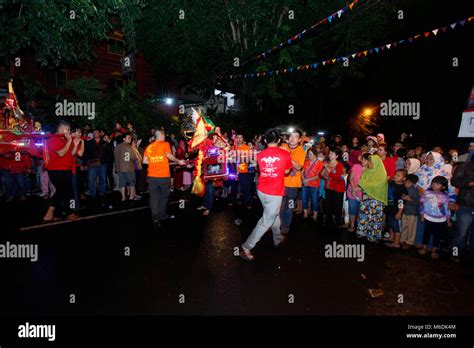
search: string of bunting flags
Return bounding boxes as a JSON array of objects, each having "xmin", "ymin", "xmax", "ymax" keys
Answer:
[
  {"xmin": 219, "ymin": 15, "xmax": 474, "ymax": 80},
  {"xmin": 240, "ymin": 0, "xmax": 363, "ymax": 67}
]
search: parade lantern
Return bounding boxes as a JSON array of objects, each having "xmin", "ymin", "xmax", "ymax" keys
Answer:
[{"xmin": 187, "ymin": 108, "xmax": 228, "ymax": 197}]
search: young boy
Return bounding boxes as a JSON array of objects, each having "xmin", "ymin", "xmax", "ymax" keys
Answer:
[
  {"xmin": 385, "ymin": 169, "xmax": 408, "ymax": 248},
  {"xmin": 400, "ymin": 174, "xmax": 421, "ymax": 249}
]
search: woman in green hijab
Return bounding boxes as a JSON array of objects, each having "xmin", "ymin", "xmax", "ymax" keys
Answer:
[{"xmin": 356, "ymin": 154, "xmax": 388, "ymax": 242}]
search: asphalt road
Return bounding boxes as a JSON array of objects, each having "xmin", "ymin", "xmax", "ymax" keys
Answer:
[{"xmin": 1, "ymin": 191, "xmax": 474, "ymax": 316}]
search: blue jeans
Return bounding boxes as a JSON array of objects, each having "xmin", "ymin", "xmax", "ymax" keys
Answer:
[
  {"xmin": 302, "ymin": 186, "xmax": 319, "ymax": 212},
  {"xmin": 203, "ymin": 181, "xmax": 215, "ymax": 210},
  {"xmin": 453, "ymin": 206, "xmax": 474, "ymax": 256},
  {"xmin": 229, "ymin": 180, "xmax": 239, "ymax": 204},
  {"xmin": 88, "ymin": 164, "xmax": 107, "ymax": 198},
  {"xmin": 238, "ymin": 172, "xmax": 252, "ymax": 207},
  {"xmin": 1, "ymin": 170, "xmax": 27, "ymax": 198},
  {"xmin": 280, "ymin": 186, "xmax": 299, "ymax": 233},
  {"xmin": 348, "ymin": 198, "xmax": 361, "ymax": 216},
  {"xmin": 415, "ymin": 219, "xmax": 433, "ymax": 248}
]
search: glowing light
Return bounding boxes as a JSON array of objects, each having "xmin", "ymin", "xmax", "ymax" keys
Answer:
[
  {"xmin": 288, "ymin": 127, "xmax": 295, "ymax": 133},
  {"xmin": 165, "ymin": 98, "xmax": 174, "ymax": 105},
  {"xmin": 363, "ymin": 108, "xmax": 373, "ymax": 117},
  {"xmin": 317, "ymin": 131, "xmax": 325, "ymax": 136}
]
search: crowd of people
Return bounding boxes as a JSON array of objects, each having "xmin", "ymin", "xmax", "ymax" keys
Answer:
[{"xmin": 0, "ymin": 120, "xmax": 473, "ymax": 264}]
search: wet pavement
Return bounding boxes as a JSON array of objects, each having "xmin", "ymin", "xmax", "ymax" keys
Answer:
[{"xmin": 1, "ymin": 191, "xmax": 474, "ymax": 316}]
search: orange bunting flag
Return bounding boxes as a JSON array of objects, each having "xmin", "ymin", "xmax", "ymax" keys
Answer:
[{"xmin": 363, "ymin": 50, "xmax": 368, "ymax": 56}]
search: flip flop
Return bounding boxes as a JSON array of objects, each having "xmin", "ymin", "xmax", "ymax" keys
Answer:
[{"xmin": 43, "ymin": 217, "xmax": 62, "ymax": 222}]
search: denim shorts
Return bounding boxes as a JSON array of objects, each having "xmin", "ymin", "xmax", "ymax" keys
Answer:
[
  {"xmin": 118, "ymin": 172, "xmax": 136, "ymax": 188},
  {"xmin": 387, "ymin": 214, "xmax": 401, "ymax": 233},
  {"xmin": 348, "ymin": 198, "xmax": 360, "ymax": 216}
]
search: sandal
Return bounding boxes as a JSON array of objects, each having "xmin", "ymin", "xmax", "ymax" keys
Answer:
[
  {"xmin": 66, "ymin": 213, "xmax": 80, "ymax": 221},
  {"xmin": 239, "ymin": 247, "xmax": 254, "ymax": 261},
  {"xmin": 43, "ymin": 216, "xmax": 62, "ymax": 222}
]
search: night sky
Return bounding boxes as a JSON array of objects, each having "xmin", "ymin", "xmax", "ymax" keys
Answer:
[{"xmin": 238, "ymin": 0, "xmax": 474, "ymax": 149}]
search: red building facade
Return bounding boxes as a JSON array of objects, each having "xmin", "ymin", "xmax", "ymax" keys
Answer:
[{"xmin": 12, "ymin": 30, "xmax": 157, "ymax": 98}]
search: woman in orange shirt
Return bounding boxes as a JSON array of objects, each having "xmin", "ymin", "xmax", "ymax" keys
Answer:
[{"xmin": 302, "ymin": 146, "xmax": 324, "ymax": 221}]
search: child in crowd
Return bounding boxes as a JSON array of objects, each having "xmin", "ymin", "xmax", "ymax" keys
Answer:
[
  {"xmin": 385, "ymin": 169, "xmax": 408, "ymax": 248},
  {"xmin": 342, "ymin": 162, "xmax": 351, "ymax": 227},
  {"xmin": 418, "ymin": 176, "xmax": 452, "ymax": 259},
  {"xmin": 400, "ymin": 174, "xmax": 421, "ymax": 249}
]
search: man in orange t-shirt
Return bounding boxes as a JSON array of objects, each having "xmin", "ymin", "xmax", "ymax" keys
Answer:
[
  {"xmin": 232, "ymin": 134, "xmax": 253, "ymax": 208},
  {"xmin": 143, "ymin": 129, "xmax": 185, "ymax": 228},
  {"xmin": 279, "ymin": 129, "xmax": 306, "ymax": 234}
]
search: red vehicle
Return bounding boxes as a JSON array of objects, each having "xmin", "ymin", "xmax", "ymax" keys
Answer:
[{"xmin": 0, "ymin": 79, "xmax": 52, "ymax": 171}]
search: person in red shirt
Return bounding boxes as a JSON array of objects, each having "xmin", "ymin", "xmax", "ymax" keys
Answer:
[
  {"xmin": 43, "ymin": 121, "xmax": 82, "ymax": 221},
  {"xmin": 378, "ymin": 144, "xmax": 396, "ymax": 180},
  {"xmin": 323, "ymin": 148, "xmax": 346, "ymax": 227},
  {"xmin": 240, "ymin": 128, "xmax": 292, "ymax": 261}
]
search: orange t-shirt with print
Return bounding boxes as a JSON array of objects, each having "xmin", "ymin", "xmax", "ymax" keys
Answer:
[
  {"xmin": 235, "ymin": 143, "xmax": 250, "ymax": 173},
  {"xmin": 280, "ymin": 143, "xmax": 306, "ymax": 188},
  {"xmin": 144, "ymin": 141, "xmax": 171, "ymax": 178}
]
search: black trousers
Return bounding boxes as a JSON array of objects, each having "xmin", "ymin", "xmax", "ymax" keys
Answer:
[
  {"xmin": 48, "ymin": 170, "xmax": 72, "ymax": 214},
  {"xmin": 326, "ymin": 189, "xmax": 344, "ymax": 225},
  {"xmin": 422, "ymin": 220, "xmax": 447, "ymax": 248}
]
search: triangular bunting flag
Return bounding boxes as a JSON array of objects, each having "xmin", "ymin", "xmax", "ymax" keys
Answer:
[
  {"xmin": 459, "ymin": 20, "xmax": 467, "ymax": 26},
  {"xmin": 414, "ymin": 34, "xmax": 421, "ymax": 39},
  {"xmin": 432, "ymin": 29, "xmax": 439, "ymax": 35},
  {"xmin": 386, "ymin": 44, "xmax": 391, "ymax": 49},
  {"xmin": 450, "ymin": 23, "xmax": 457, "ymax": 29},
  {"xmin": 328, "ymin": 15, "xmax": 333, "ymax": 23},
  {"xmin": 357, "ymin": 52, "xmax": 362, "ymax": 57},
  {"xmin": 363, "ymin": 50, "xmax": 368, "ymax": 56},
  {"xmin": 374, "ymin": 47, "xmax": 380, "ymax": 53},
  {"xmin": 408, "ymin": 37, "xmax": 414, "ymax": 43},
  {"xmin": 424, "ymin": 31, "xmax": 430, "ymax": 38},
  {"xmin": 322, "ymin": 61, "xmax": 326, "ymax": 66},
  {"xmin": 468, "ymin": 16, "xmax": 474, "ymax": 22},
  {"xmin": 440, "ymin": 26, "xmax": 448, "ymax": 32},
  {"xmin": 349, "ymin": 2, "xmax": 354, "ymax": 10},
  {"xmin": 337, "ymin": 10, "xmax": 343, "ymax": 18},
  {"xmin": 336, "ymin": 57, "xmax": 341, "ymax": 62},
  {"xmin": 352, "ymin": 53, "xmax": 357, "ymax": 58},
  {"xmin": 398, "ymin": 39, "xmax": 405, "ymax": 45},
  {"xmin": 331, "ymin": 58, "xmax": 336, "ymax": 63},
  {"xmin": 380, "ymin": 46, "xmax": 385, "ymax": 52},
  {"xmin": 392, "ymin": 42, "xmax": 398, "ymax": 48}
]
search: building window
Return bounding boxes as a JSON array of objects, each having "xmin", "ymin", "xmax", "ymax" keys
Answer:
[
  {"xmin": 45, "ymin": 69, "xmax": 67, "ymax": 88},
  {"xmin": 108, "ymin": 77, "xmax": 124, "ymax": 91},
  {"xmin": 108, "ymin": 38, "xmax": 125, "ymax": 56}
]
